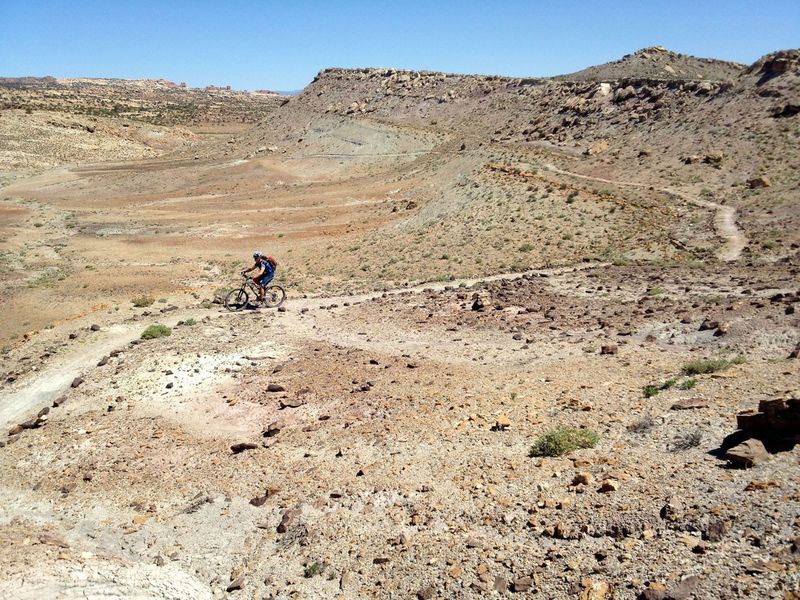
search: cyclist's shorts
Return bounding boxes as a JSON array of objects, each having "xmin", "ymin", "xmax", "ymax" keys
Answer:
[{"xmin": 256, "ymin": 273, "xmax": 274, "ymax": 289}]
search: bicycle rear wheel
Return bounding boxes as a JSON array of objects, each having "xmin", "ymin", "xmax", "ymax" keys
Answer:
[
  {"xmin": 263, "ymin": 285, "xmax": 286, "ymax": 308},
  {"xmin": 224, "ymin": 287, "xmax": 249, "ymax": 312}
]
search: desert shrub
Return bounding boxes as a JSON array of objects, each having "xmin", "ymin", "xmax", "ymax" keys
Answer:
[
  {"xmin": 671, "ymin": 430, "xmax": 703, "ymax": 451},
  {"xmin": 519, "ymin": 243, "xmax": 534, "ymax": 252},
  {"xmin": 643, "ymin": 385, "xmax": 660, "ymax": 398},
  {"xmin": 141, "ymin": 324, "xmax": 171, "ymax": 340},
  {"xmin": 132, "ymin": 296, "xmax": 155, "ymax": 308},
  {"xmin": 304, "ymin": 562, "xmax": 324, "ymax": 578},
  {"xmin": 183, "ymin": 318, "xmax": 196, "ymax": 326},
  {"xmin": 660, "ymin": 378, "xmax": 678, "ymax": 390},
  {"xmin": 678, "ymin": 378, "xmax": 697, "ymax": 390},
  {"xmin": 681, "ymin": 357, "xmax": 743, "ymax": 376},
  {"xmin": 529, "ymin": 426, "xmax": 599, "ymax": 457}
]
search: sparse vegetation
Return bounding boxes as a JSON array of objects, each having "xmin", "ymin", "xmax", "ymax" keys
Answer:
[
  {"xmin": 141, "ymin": 324, "xmax": 171, "ymax": 339},
  {"xmin": 303, "ymin": 561, "xmax": 325, "ymax": 578},
  {"xmin": 671, "ymin": 429, "xmax": 703, "ymax": 451},
  {"xmin": 132, "ymin": 296, "xmax": 155, "ymax": 308},
  {"xmin": 681, "ymin": 356, "xmax": 743, "ymax": 376},
  {"xmin": 643, "ymin": 385, "xmax": 660, "ymax": 398},
  {"xmin": 529, "ymin": 426, "xmax": 599, "ymax": 457}
]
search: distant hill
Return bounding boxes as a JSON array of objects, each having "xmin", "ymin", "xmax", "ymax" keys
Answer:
[{"xmin": 556, "ymin": 46, "xmax": 746, "ymax": 81}]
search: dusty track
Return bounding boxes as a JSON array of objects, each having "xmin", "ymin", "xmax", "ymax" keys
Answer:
[
  {"xmin": 0, "ymin": 262, "xmax": 606, "ymax": 431},
  {"xmin": 542, "ymin": 163, "xmax": 748, "ymax": 261}
]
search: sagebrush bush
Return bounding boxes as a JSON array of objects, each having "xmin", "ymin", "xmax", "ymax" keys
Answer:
[
  {"xmin": 529, "ymin": 426, "xmax": 599, "ymax": 457},
  {"xmin": 681, "ymin": 357, "xmax": 743, "ymax": 376},
  {"xmin": 132, "ymin": 296, "xmax": 155, "ymax": 308},
  {"xmin": 141, "ymin": 324, "xmax": 171, "ymax": 339}
]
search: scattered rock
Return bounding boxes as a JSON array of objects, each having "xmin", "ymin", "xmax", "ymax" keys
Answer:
[
  {"xmin": 262, "ymin": 422, "xmax": 281, "ymax": 437},
  {"xmin": 512, "ymin": 576, "xmax": 533, "ymax": 593},
  {"xmin": 702, "ymin": 520, "xmax": 728, "ymax": 542},
  {"xmin": 70, "ymin": 377, "xmax": 84, "ymax": 388},
  {"xmin": 598, "ymin": 479, "xmax": 619, "ymax": 493},
  {"xmin": 492, "ymin": 414, "xmax": 511, "ymax": 431},
  {"xmin": 698, "ymin": 318, "xmax": 718, "ymax": 331},
  {"xmin": 725, "ymin": 438, "xmax": 769, "ymax": 468},
  {"xmin": 226, "ymin": 575, "xmax": 245, "ymax": 592},
  {"xmin": 230, "ymin": 442, "xmax": 258, "ymax": 454},
  {"xmin": 266, "ymin": 383, "xmax": 285, "ymax": 392},
  {"xmin": 580, "ymin": 579, "xmax": 610, "ymax": 600},
  {"xmin": 599, "ymin": 344, "xmax": 618, "ymax": 355},
  {"xmin": 572, "ymin": 472, "xmax": 593, "ymax": 486},
  {"xmin": 747, "ymin": 175, "xmax": 771, "ymax": 189},
  {"xmin": 417, "ymin": 585, "xmax": 436, "ymax": 600},
  {"xmin": 277, "ymin": 508, "xmax": 301, "ymax": 533},
  {"xmin": 670, "ymin": 398, "xmax": 708, "ymax": 410},
  {"xmin": 279, "ymin": 398, "xmax": 304, "ymax": 409}
]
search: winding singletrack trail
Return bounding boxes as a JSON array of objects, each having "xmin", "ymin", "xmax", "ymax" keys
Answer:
[
  {"xmin": 542, "ymin": 163, "xmax": 747, "ymax": 261},
  {"xmin": 0, "ymin": 262, "xmax": 605, "ymax": 430}
]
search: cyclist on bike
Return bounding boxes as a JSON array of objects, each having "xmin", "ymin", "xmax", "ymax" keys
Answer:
[{"xmin": 241, "ymin": 251, "xmax": 276, "ymax": 303}]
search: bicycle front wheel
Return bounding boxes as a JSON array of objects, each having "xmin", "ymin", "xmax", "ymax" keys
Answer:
[
  {"xmin": 263, "ymin": 285, "xmax": 286, "ymax": 308},
  {"xmin": 224, "ymin": 287, "xmax": 249, "ymax": 312}
]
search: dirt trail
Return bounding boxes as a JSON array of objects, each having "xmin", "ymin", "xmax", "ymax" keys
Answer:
[
  {"xmin": 0, "ymin": 315, "xmax": 193, "ymax": 431},
  {"xmin": 542, "ymin": 163, "xmax": 747, "ymax": 261},
  {"xmin": 1, "ymin": 262, "xmax": 606, "ymax": 431}
]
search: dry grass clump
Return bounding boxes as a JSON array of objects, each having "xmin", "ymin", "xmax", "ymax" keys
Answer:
[{"xmin": 529, "ymin": 426, "xmax": 599, "ymax": 457}]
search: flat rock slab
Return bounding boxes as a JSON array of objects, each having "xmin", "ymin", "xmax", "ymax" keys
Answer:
[
  {"xmin": 671, "ymin": 398, "xmax": 709, "ymax": 410},
  {"xmin": 726, "ymin": 438, "xmax": 769, "ymax": 468}
]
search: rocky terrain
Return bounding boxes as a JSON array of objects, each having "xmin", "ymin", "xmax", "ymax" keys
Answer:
[{"xmin": 0, "ymin": 48, "xmax": 798, "ymax": 599}]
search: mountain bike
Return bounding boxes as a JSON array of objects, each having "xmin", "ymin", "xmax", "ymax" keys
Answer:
[{"xmin": 223, "ymin": 275, "xmax": 286, "ymax": 311}]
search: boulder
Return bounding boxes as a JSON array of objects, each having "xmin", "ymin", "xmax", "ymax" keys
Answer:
[
  {"xmin": 613, "ymin": 86, "xmax": 636, "ymax": 102},
  {"xmin": 747, "ymin": 176, "xmax": 771, "ymax": 188},
  {"xmin": 725, "ymin": 438, "xmax": 769, "ymax": 468}
]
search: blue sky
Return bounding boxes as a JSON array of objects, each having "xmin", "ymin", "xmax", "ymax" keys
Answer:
[{"xmin": 1, "ymin": 1, "xmax": 797, "ymax": 90}]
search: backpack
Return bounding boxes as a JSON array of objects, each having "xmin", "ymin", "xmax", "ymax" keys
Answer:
[{"xmin": 266, "ymin": 256, "xmax": 277, "ymax": 270}]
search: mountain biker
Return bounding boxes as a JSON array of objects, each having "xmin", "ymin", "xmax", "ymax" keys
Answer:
[{"xmin": 241, "ymin": 251, "xmax": 276, "ymax": 302}]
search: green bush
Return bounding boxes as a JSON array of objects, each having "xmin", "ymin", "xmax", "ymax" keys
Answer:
[
  {"xmin": 681, "ymin": 357, "xmax": 743, "ymax": 376},
  {"xmin": 303, "ymin": 562, "xmax": 324, "ymax": 578},
  {"xmin": 183, "ymin": 318, "xmax": 196, "ymax": 326},
  {"xmin": 132, "ymin": 296, "xmax": 155, "ymax": 308},
  {"xmin": 529, "ymin": 426, "xmax": 599, "ymax": 457},
  {"xmin": 643, "ymin": 385, "xmax": 660, "ymax": 398},
  {"xmin": 141, "ymin": 324, "xmax": 171, "ymax": 340}
]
